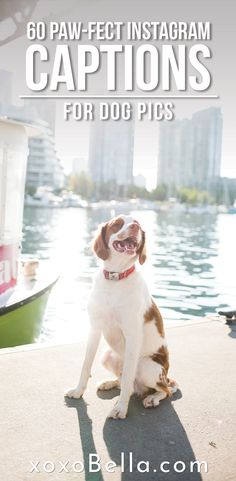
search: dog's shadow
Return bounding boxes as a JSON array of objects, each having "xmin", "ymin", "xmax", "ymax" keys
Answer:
[
  {"xmin": 225, "ymin": 319, "xmax": 236, "ymax": 339},
  {"xmin": 65, "ymin": 389, "xmax": 204, "ymax": 481},
  {"xmin": 65, "ymin": 396, "xmax": 104, "ymax": 481}
]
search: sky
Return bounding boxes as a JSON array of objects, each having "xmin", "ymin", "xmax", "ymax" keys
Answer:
[{"xmin": 0, "ymin": 0, "xmax": 235, "ymax": 189}]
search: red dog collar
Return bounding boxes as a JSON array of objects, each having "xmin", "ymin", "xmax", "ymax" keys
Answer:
[{"xmin": 103, "ymin": 265, "xmax": 135, "ymax": 281}]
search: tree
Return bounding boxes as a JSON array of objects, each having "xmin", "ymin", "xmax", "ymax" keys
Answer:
[
  {"xmin": 25, "ymin": 184, "xmax": 36, "ymax": 196},
  {"xmin": 150, "ymin": 184, "xmax": 167, "ymax": 201},
  {"xmin": 176, "ymin": 187, "xmax": 213, "ymax": 205},
  {"xmin": 127, "ymin": 185, "xmax": 150, "ymax": 199},
  {"xmin": 68, "ymin": 172, "xmax": 94, "ymax": 199}
]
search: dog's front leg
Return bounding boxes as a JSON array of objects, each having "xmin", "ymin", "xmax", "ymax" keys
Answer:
[
  {"xmin": 108, "ymin": 331, "xmax": 142, "ymax": 419},
  {"xmin": 65, "ymin": 329, "xmax": 101, "ymax": 399}
]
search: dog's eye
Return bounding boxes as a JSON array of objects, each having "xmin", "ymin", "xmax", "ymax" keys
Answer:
[
  {"xmin": 113, "ymin": 222, "xmax": 121, "ymax": 229},
  {"xmin": 114, "ymin": 218, "xmax": 122, "ymax": 225}
]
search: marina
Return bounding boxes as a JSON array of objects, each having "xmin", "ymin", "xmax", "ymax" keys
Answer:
[
  {"xmin": 0, "ymin": 2, "xmax": 235, "ymax": 481},
  {"xmin": 22, "ymin": 206, "xmax": 236, "ymax": 345}
]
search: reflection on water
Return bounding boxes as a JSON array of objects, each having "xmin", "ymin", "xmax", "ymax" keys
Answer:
[{"xmin": 22, "ymin": 207, "xmax": 236, "ymax": 343}]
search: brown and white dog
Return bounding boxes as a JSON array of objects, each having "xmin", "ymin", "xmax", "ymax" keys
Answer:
[{"xmin": 65, "ymin": 215, "xmax": 178, "ymax": 419}]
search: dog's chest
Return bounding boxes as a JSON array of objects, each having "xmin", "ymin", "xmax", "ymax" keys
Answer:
[{"xmin": 88, "ymin": 271, "xmax": 151, "ymax": 328}]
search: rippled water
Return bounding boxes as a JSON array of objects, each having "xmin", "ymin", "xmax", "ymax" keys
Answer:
[{"xmin": 22, "ymin": 207, "xmax": 236, "ymax": 343}]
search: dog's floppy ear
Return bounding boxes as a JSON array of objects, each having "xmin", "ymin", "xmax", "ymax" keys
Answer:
[
  {"xmin": 92, "ymin": 223, "xmax": 110, "ymax": 260},
  {"xmin": 137, "ymin": 230, "xmax": 147, "ymax": 265}
]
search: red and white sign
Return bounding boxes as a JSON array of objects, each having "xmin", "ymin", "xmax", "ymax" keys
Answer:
[{"xmin": 0, "ymin": 243, "xmax": 18, "ymax": 295}]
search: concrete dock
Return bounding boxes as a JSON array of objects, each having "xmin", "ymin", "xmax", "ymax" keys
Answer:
[{"xmin": 0, "ymin": 318, "xmax": 235, "ymax": 481}]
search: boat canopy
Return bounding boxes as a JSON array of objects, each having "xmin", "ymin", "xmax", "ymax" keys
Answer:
[{"xmin": 0, "ymin": 118, "xmax": 39, "ymax": 294}]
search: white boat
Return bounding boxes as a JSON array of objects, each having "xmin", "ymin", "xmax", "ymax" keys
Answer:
[
  {"xmin": 0, "ymin": 118, "xmax": 58, "ymax": 348},
  {"xmin": 25, "ymin": 187, "xmax": 63, "ymax": 208},
  {"xmin": 61, "ymin": 193, "xmax": 88, "ymax": 208}
]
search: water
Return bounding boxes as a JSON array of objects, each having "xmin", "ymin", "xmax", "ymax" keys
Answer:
[{"xmin": 22, "ymin": 207, "xmax": 236, "ymax": 344}]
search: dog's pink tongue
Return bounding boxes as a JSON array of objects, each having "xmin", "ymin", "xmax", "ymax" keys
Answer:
[{"xmin": 113, "ymin": 239, "xmax": 136, "ymax": 253}]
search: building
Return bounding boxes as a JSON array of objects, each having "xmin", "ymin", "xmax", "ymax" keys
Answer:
[
  {"xmin": 157, "ymin": 119, "xmax": 193, "ymax": 188},
  {"xmin": 2, "ymin": 104, "xmax": 64, "ymax": 192},
  {"xmin": 26, "ymin": 129, "xmax": 64, "ymax": 191},
  {"xmin": 0, "ymin": 69, "xmax": 64, "ymax": 191},
  {"xmin": 157, "ymin": 107, "xmax": 223, "ymax": 189},
  {"xmin": 22, "ymin": 100, "xmax": 64, "ymax": 190},
  {"xmin": 89, "ymin": 119, "xmax": 134, "ymax": 196},
  {"xmin": 191, "ymin": 108, "xmax": 222, "ymax": 186}
]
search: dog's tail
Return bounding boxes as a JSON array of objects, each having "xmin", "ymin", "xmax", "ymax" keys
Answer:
[
  {"xmin": 157, "ymin": 375, "xmax": 179, "ymax": 397},
  {"xmin": 167, "ymin": 378, "xmax": 179, "ymax": 395}
]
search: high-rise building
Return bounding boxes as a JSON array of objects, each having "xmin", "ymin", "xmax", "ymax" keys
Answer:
[
  {"xmin": 22, "ymin": 100, "xmax": 64, "ymax": 189},
  {"xmin": 26, "ymin": 128, "xmax": 64, "ymax": 190},
  {"xmin": 1, "ymin": 103, "xmax": 64, "ymax": 191},
  {"xmin": 157, "ymin": 107, "xmax": 223, "ymax": 189},
  {"xmin": 0, "ymin": 69, "xmax": 63, "ymax": 191},
  {"xmin": 89, "ymin": 119, "xmax": 134, "ymax": 192},
  {"xmin": 191, "ymin": 108, "xmax": 222, "ymax": 186},
  {"xmin": 157, "ymin": 118, "xmax": 194, "ymax": 188}
]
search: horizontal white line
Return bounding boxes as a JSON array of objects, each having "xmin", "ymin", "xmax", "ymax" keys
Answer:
[{"xmin": 19, "ymin": 94, "xmax": 219, "ymax": 99}]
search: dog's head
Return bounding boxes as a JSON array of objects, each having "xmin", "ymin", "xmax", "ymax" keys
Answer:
[{"xmin": 92, "ymin": 215, "xmax": 146, "ymax": 265}]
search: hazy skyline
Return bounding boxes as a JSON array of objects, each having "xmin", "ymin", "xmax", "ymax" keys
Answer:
[
  {"xmin": 0, "ymin": 0, "xmax": 235, "ymax": 189},
  {"xmin": 54, "ymin": 104, "xmax": 229, "ymax": 190}
]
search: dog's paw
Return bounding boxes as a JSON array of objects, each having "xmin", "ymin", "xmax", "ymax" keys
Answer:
[
  {"xmin": 143, "ymin": 392, "xmax": 166, "ymax": 408},
  {"xmin": 97, "ymin": 379, "xmax": 120, "ymax": 391},
  {"xmin": 64, "ymin": 387, "xmax": 84, "ymax": 399},
  {"xmin": 143, "ymin": 394, "xmax": 160, "ymax": 408},
  {"xmin": 108, "ymin": 399, "xmax": 128, "ymax": 419}
]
